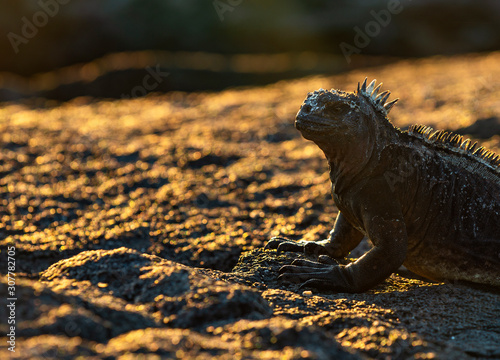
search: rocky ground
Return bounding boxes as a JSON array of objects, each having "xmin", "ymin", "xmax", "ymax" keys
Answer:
[{"xmin": 1, "ymin": 52, "xmax": 500, "ymax": 359}]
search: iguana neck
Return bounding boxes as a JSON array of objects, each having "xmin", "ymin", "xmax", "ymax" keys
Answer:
[{"xmin": 319, "ymin": 121, "xmax": 399, "ymax": 194}]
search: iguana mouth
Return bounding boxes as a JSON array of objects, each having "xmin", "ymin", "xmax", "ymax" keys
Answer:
[{"xmin": 295, "ymin": 114, "xmax": 332, "ymax": 132}]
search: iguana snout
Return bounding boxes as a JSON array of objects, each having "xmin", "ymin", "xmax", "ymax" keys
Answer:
[{"xmin": 295, "ymin": 89, "xmax": 358, "ymax": 136}]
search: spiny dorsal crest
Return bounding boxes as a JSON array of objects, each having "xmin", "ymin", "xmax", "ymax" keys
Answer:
[
  {"xmin": 409, "ymin": 124, "xmax": 500, "ymax": 172},
  {"xmin": 357, "ymin": 78, "xmax": 398, "ymax": 116}
]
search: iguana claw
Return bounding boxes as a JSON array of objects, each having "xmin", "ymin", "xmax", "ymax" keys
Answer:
[
  {"xmin": 264, "ymin": 236, "xmax": 304, "ymax": 253},
  {"xmin": 265, "ymin": 237, "xmax": 339, "ymax": 257},
  {"xmin": 278, "ymin": 260, "xmax": 349, "ymax": 291}
]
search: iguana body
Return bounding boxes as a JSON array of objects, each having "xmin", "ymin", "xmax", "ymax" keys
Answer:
[{"xmin": 266, "ymin": 79, "xmax": 500, "ymax": 292}]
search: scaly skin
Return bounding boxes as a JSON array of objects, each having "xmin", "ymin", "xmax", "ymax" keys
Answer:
[{"xmin": 265, "ymin": 79, "xmax": 500, "ymax": 292}]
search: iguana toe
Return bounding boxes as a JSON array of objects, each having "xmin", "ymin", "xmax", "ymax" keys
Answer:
[
  {"xmin": 304, "ymin": 241, "xmax": 339, "ymax": 257},
  {"xmin": 318, "ymin": 255, "xmax": 339, "ymax": 265},
  {"xmin": 264, "ymin": 237, "xmax": 294, "ymax": 250}
]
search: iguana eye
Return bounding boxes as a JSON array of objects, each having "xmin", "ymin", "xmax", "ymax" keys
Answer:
[{"xmin": 325, "ymin": 102, "xmax": 348, "ymax": 115}]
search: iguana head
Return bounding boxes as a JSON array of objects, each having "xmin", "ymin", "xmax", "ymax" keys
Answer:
[
  {"xmin": 295, "ymin": 79, "xmax": 399, "ymax": 179},
  {"xmin": 295, "ymin": 78, "xmax": 398, "ymax": 145}
]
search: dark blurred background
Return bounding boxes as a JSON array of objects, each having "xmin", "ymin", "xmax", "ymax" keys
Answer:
[{"xmin": 1, "ymin": 0, "xmax": 499, "ymax": 101}]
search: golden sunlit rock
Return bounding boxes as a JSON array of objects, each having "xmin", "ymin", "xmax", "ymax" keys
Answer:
[{"xmin": 0, "ymin": 53, "xmax": 499, "ymax": 359}]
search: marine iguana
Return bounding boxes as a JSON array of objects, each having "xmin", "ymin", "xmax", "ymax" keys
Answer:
[{"xmin": 265, "ymin": 78, "xmax": 500, "ymax": 292}]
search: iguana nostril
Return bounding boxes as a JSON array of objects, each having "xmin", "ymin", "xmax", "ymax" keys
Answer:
[{"xmin": 301, "ymin": 104, "xmax": 312, "ymax": 113}]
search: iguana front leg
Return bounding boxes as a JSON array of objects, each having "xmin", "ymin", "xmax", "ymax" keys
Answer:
[
  {"xmin": 276, "ymin": 180, "xmax": 409, "ymax": 292},
  {"xmin": 265, "ymin": 212, "xmax": 364, "ymax": 258}
]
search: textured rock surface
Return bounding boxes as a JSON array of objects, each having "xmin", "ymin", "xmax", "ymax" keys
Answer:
[{"xmin": 1, "ymin": 52, "xmax": 500, "ymax": 359}]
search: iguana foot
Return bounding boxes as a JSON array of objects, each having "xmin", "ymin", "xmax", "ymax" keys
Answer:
[
  {"xmin": 265, "ymin": 236, "xmax": 344, "ymax": 257},
  {"xmin": 278, "ymin": 257, "xmax": 350, "ymax": 291}
]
